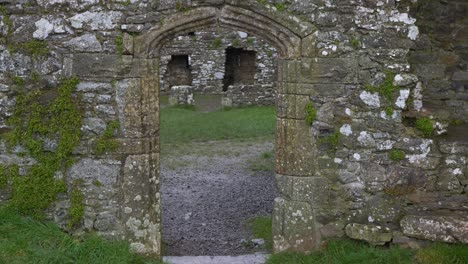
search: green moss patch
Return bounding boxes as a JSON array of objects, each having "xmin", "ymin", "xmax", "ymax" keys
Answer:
[
  {"xmin": 67, "ymin": 186, "xmax": 84, "ymax": 228},
  {"xmin": 415, "ymin": 117, "xmax": 434, "ymax": 137},
  {"xmin": 389, "ymin": 149, "xmax": 405, "ymax": 161},
  {"xmin": 305, "ymin": 102, "xmax": 317, "ymax": 126},
  {"xmin": 95, "ymin": 121, "xmax": 120, "ymax": 155},
  {"xmin": 2, "ymin": 78, "xmax": 82, "ymax": 219}
]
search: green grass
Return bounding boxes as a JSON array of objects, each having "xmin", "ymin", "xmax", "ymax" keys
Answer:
[
  {"xmin": 267, "ymin": 239, "xmax": 468, "ymax": 264},
  {"xmin": 248, "ymin": 151, "xmax": 275, "ymax": 172},
  {"xmin": 247, "ymin": 216, "xmax": 273, "ymax": 250},
  {"xmin": 0, "ymin": 206, "xmax": 163, "ymax": 264},
  {"xmin": 160, "ymin": 106, "xmax": 275, "ymax": 144},
  {"xmin": 415, "ymin": 242, "xmax": 468, "ymax": 264},
  {"xmin": 267, "ymin": 239, "xmax": 414, "ymax": 264}
]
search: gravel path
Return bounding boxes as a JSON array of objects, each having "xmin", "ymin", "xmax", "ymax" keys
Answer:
[{"xmin": 161, "ymin": 140, "xmax": 277, "ymax": 256}]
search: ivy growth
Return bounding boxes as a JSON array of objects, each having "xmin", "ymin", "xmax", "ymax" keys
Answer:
[
  {"xmin": 67, "ymin": 184, "xmax": 84, "ymax": 228},
  {"xmin": 305, "ymin": 102, "xmax": 317, "ymax": 126},
  {"xmin": 3, "ymin": 77, "xmax": 82, "ymax": 219},
  {"xmin": 95, "ymin": 120, "xmax": 120, "ymax": 155},
  {"xmin": 415, "ymin": 117, "xmax": 433, "ymax": 137}
]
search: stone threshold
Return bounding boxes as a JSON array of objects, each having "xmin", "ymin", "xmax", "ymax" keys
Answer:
[{"xmin": 163, "ymin": 253, "xmax": 269, "ymax": 264}]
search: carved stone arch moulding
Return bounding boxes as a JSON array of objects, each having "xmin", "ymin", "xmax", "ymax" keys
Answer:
[{"xmin": 134, "ymin": 5, "xmax": 305, "ymax": 59}]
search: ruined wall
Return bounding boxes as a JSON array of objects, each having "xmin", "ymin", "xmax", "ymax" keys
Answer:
[
  {"xmin": 159, "ymin": 29, "xmax": 277, "ymax": 106},
  {"xmin": 0, "ymin": 0, "xmax": 466, "ymax": 257}
]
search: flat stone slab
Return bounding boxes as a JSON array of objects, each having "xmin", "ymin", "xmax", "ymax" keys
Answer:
[{"xmin": 163, "ymin": 254, "xmax": 268, "ymax": 264}]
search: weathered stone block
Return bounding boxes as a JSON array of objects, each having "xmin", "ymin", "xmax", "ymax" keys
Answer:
[
  {"xmin": 301, "ymin": 33, "xmax": 317, "ymax": 58},
  {"xmin": 401, "ymin": 214, "xmax": 468, "ymax": 243},
  {"xmin": 276, "ymin": 118, "xmax": 316, "ymax": 176},
  {"xmin": 122, "ymin": 154, "xmax": 160, "ymax": 255},
  {"xmin": 277, "ymin": 82, "xmax": 346, "ymax": 96},
  {"xmin": 169, "ymin": 85, "xmax": 195, "ymax": 106},
  {"xmin": 273, "ymin": 198, "xmax": 318, "ymax": 253},
  {"xmin": 299, "ymin": 58, "xmax": 357, "ymax": 84},
  {"xmin": 71, "ymin": 54, "xmax": 156, "ymax": 78},
  {"xmin": 275, "ymin": 175, "xmax": 329, "ymax": 207},
  {"xmin": 276, "ymin": 93, "xmax": 309, "ymax": 119},
  {"xmin": 345, "ymin": 223, "xmax": 392, "ymax": 246},
  {"xmin": 68, "ymin": 159, "xmax": 121, "ymax": 186}
]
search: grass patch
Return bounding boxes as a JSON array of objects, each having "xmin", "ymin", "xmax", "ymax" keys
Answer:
[
  {"xmin": 160, "ymin": 106, "xmax": 275, "ymax": 144},
  {"xmin": 247, "ymin": 216, "xmax": 273, "ymax": 250},
  {"xmin": 248, "ymin": 151, "xmax": 275, "ymax": 172},
  {"xmin": 267, "ymin": 239, "xmax": 413, "ymax": 264},
  {"xmin": 267, "ymin": 239, "xmax": 468, "ymax": 264},
  {"xmin": 415, "ymin": 117, "xmax": 433, "ymax": 137},
  {"xmin": 0, "ymin": 206, "xmax": 163, "ymax": 264},
  {"xmin": 415, "ymin": 242, "xmax": 468, "ymax": 264}
]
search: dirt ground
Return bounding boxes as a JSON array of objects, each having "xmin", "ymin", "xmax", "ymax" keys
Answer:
[{"xmin": 161, "ymin": 140, "xmax": 277, "ymax": 256}]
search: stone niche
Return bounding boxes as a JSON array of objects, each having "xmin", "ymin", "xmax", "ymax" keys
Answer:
[
  {"xmin": 167, "ymin": 55, "xmax": 192, "ymax": 88},
  {"xmin": 223, "ymin": 47, "xmax": 256, "ymax": 91}
]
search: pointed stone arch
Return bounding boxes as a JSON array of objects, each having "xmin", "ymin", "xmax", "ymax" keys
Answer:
[
  {"xmin": 121, "ymin": 2, "xmax": 325, "ymax": 257},
  {"xmin": 134, "ymin": 5, "xmax": 303, "ymax": 59}
]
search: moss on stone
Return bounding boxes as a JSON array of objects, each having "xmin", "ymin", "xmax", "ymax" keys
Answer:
[
  {"xmin": 22, "ymin": 40, "xmax": 49, "ymax": 58},
  {"xmin": 0, "ymin": 165, "xmax": 6, "ymax": 189},
  {"xmin": 92, "ymin": 180, "xmax": 102, "ymax": 187},
  {"xmin": 95, "ymin": 120, "xmax": 120, "ymax": 155},
  {"xmin": 4, "ymin": 77, "xmax": 82, "ymax": 219},
  {"xmin": 385, "ymin": 106, "xmax": 394, "ymax": 117},
  {"xmin": 274, "ymin": 3, "xmax": 287, "ymax": 11},
  {"xmin": 115, "ymin": 34, "xmax": 123, "ymax": 57},
  {"xmin": 67, "ymin": 186, "xmax": 84, "ymax": 228},
  {"xmin": 0, "ymin": 5, "xmax": 12, "ymax": 35},
  {"xmin": 384, "ymin": 185, "xmax": 416, "ymax": 196},
  {"xmin": 415, "ymin": 117, "xmax": 433, "ymax": 137},
  {"xmin": 175, "ymin": 1, "xmax": 189, "ymax": 12},
  {"xmin": 305, "ymin": 102, "xmax": 317, "ymax": 126},
  {"xmin": 321, "ymin": 131, "xmax": 340, "ymax": 150},
  {"xmin": 212, "ymin": 37, "xmax": 222, "ymax": 49},
  {"xmin": 350, "ymin": 37, "xmax": 360, "ymax": 49},
  {"xmin": 389, "ymin": 149, "xmax": 405, "ymax": 161}
]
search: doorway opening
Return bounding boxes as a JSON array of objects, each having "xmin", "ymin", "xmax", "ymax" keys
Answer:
[{"xmin": 159, "ymin": 29, "xmax": 278, "ymax": 256}]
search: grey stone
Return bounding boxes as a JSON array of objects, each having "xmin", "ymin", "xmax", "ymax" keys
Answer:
[
  {"xmin": 68, "ymin": 159, "xmax": 121, "ymax": 186},
  {"xmin": 64, "ymin": 34, "xmax": 102, "ymax": 52},
  {"xmin": 94, "ymin": 213, "xmax": 117, "ymax": 232},
  {"xmin": 401, "ymin": 214, "xmax": 468, "ymax": 243},
  {"xmin": 81, "ymin": 117, "xmax": 106, "ymax": 135},
  {"xmin": 68, "ymin": 11, "xmax": 123, "ymax": 30},
  {"xmin": 169, "ymin": 86, "xmax": 195, "ymax": 106},
  {"xmin": 33, "ymin": 18, "xmax": 54, "ymax": 40},
  {"xmin": 345, "ymin": 223, "xmax": 392, "ymax": 246}
]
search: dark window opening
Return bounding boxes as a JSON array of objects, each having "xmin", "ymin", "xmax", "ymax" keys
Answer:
[
  {"xmin": 168, "ymin": 55, "xmax": 192, "ymax": 87},
  {"xmin": 223, "ymin": 47, "xmax": 256, "ymax": 91}
]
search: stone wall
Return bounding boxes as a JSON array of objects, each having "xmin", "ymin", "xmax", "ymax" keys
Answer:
[
  {"xmin": 159, "ymin": 29, "xmax": 277, "ymax": 105},
  {"xmin": 0, "ymin": 0, "xmax": 466, "ymax": 257}
]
